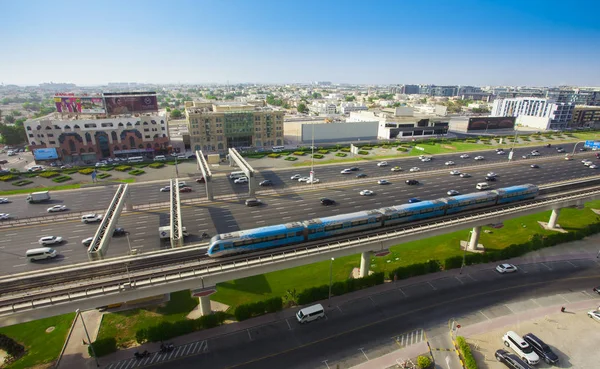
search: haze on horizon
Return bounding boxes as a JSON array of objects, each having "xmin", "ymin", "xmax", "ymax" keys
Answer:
[{"xmin": 0, "ymin": 0, "xmax": 599, "ymax": 87}]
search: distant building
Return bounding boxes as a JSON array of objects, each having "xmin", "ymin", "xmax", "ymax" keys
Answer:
[
  {"xmin": 401, "ymin": 84, "xmax": 420, "ymax": 94},
  {"xmin": 571, "ymin": 106, "xmax": 600, "ymax": 128},
  {"xmin": 348, "ymin": 111, "xmax": 448, "ymax": 140},
  {"xmin": 185, "ymin": 101, "xmax": 284, "ymax": 152},
  {"xmin": 546, "ymin": 88, "xmax": 600, "ymax": 106},
  {"xmin": 284, "ymin": 120, "xmax": 379, "ymax": 144},
  {"xmin": 491, "ymin": 97, "xmax": 574, "ymax": 130},
  {"xmin": 339, "ymin": 102, "xmax": 368, "ymax": 114},
  {"xmin": 309, "ymin": 102, "xmax": 337, "ymax": 115}
]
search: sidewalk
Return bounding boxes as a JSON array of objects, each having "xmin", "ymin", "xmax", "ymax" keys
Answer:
[
  {"xmin": 69, "ymin": 234, "xmax": 600, "ymax": 368},
  {"xmin": 57, "ymin": 309, "xmax": 104, "ymax": 369}
]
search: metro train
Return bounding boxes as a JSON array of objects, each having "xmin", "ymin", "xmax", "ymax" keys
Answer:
[{"xmin": 206, "ymin": 184, "xmax": 539, "ymax": 257}]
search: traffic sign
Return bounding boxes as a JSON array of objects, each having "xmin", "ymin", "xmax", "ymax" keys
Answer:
[
  {"xmin": 192, "ymin": 288, "xmax": 217, "ymax": 297},
  {"xmin": 585, "ymin": 140, "xmax": 600, "ymax": 149}
]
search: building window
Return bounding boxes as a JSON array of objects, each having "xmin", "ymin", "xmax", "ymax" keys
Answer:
[
  {"xmin": 161, "ymin": 127, "xmax": 165, "ymax": 130},
  {"xmin": 64, "ymin": 125, "xmax": 70, "ymax": 129},
  {"xmin": 73, "ymin": 124, "xmax": 80, "ymax": 129},
  {"xmin": 26, "ymin": 126, "xmax": 32, "ymax": 131},
  {"xmin": 111, "ymin": 131, "xmax": 118, "ymax": 142},
  {"xmin": 143, "ymin": 122, "xmax": 149, "ymax": 125},
  {"xmin": 101, "ymin": 123, "xmax": 113, "ymax": 127},
  {"xmin": 49, "ymin": 141, "xmax": 56, "ymax": 144},
  {"xmin": 145, "ymin": 135, "xmax": 151, "ymax": 138},
  {"xmin": 84, "ymin": 123, "xmax": 97, "ymax": 128},
  {"xmin": 144, "ymin": 128, "xmax": 149, "ymax": 132},
  {"xmin": 129, "ymin": 136, "xmax": 135, "ymax": 147},
  {"xmin": 47, "ymin": 133, "xmax": 54, "ymax": 137},
  {"xmin": 69, "ymin": 140, "xmax": 76, "ymax": 153},
  {"xmin": 45, "ymin": 126, "xmax": 52, "ymax": 130},
  {"xmin": 85, "ymin": 132, "xmax": 92, "ymax": 144},
  {"xmin": 118, "ymin": 123, "xmax": 124, "ymax": 127},
  {"xmin": 28, "ymin": 134, "xmax": 34, "ymax": 138},
  {"xmin": 54, "ymin": 125, "xmax": 61, "ymax": 129}
]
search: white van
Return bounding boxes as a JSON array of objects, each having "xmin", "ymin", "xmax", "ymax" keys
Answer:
[
  {"xmin": 476, "ymin": 182, "xmax": 490, "ymax": 190},
  {"xmin": 296, "ymin": 304, "xmax": 325, "ymax": 324},
  {"xmin": 229, "ymin": 171, "xmax": 246, "ymax": 180},
  {"xmin": 26, "ymin": 247, "xmax": 57, "ymax": 261},
  {"xmin": 128, "ymin": 156, "xmax": 144, "ymax": 163},
  {"xmin": 81, "ymin": 214, "xmax": 102, "ymax": 223},
  {"xmin": 154, "ymin": 155, "xmax": 166, "ymax": 161}
]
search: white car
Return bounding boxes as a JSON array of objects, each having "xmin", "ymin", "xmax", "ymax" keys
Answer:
[
  {"xmin": 445, "ymin": 161, "xmax": 455, "ymax": 166},
  {"xmin": 450, "ymin": 170, "xmax": 461, "ymax": 175},
  {"xmin": 391, "ymin": 166, "xmax": 402, "ymax": 172},
  {"xmin": 47, "ymin": 205, "xmax": 68, "ymax": 213},
  {"xmin": 487, "ymin": 172, "xmax": 497, "ymax": 177},
  {"xmin": 290, "ymin": 174, "xmax": 301, "ymax": 180},
  {"xmin": 459, "ymin": 154, "xmax": 470, "ymax": 159},
  {"xmin": 38, "ymin": 236, "xmax": 63, "ymax": 246},
  {"xmin": 474, "ymin": 156, "xmax": 485, "ymax": 160},
  {"xmin": 531, "ymin": 152, "xmax": 540, "ymax": 156},
  {"xmin": 306, "ymin": 178, "xmax": 320, "ymax": 184},
  {"xmin": 377, "ymin": 161, "xmax": 388, "ymax": 167},
  {"xmin": 587, "ymin": 310, "xmax": 600, "ymax": 323},
  {"xmin": 421, "ymin": 157, "xmax": 431, "ymax": 162},
  {"xmin": 0, "ymin": 198, "xmax": 9, "ymax": 204},
  {"xmin": 298, "ymin": 177, "xmax": 310, "ymax": 182},
  {"xmin": 359, "ymin": 190, "xmax": 374, "ymax": 196},
  {"xmin": 502, "ymin": 331, "xmax": 540, "ymax": 365},
  {"xmin": 0, "ymin": 213, "xmax": 10, "ymax": 220},
  {"xmin": 234, "ymin": 177, "xmax": 248, "ymax": 184},
  {"xmin": 159, "ymin": 186, "xmax": 170, "ymax": 192},
  {"xmin": 565, "ymin": 156, "xmax": 573, "ymax": 161},
  {"xmin": 377, "ymin": 179, "xmax": 390, "ymax": 185},
  {"xmin": 496, "ymin": 263, "xmax": 517, "ymax": 273},
  {"xmin": 409, "ymin": 167, "xmax": 420, "ymax": 172},
  {"xmin": 496, "ymin": 150, "xmax": 505, "ymax": 155},
  {"xmin": 340, "ymin": 169, "xmax": 353, "ymax": 174},
  {"xmin": 583, "ymin": 160, "xmax": 593, "ymax": 166},
  {"xmin": 82, "ymin": 237, "xmax": 94, "ymax": 247},
  {"xmin": 590, "ymin": 164, "xmax": 598, "ymax": 169}
]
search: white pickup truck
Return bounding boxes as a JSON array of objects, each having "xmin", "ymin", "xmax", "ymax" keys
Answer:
[{"xmin": 158, "ymin": 226, "xmax": 189, "ymax": 239}]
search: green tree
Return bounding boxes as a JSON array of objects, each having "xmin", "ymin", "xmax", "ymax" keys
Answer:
[
  {"xmin": 419, "ymin": 98, "xmax": 427, "ymax": 104},
  {"xmin": 0, "ymin": 125, "xmax": 26, "ymax": 145},
  {"xmin": 14, "ymin": 117, "xmax": 26, "ymax": 127},
  {"xmin": 312, "ymin": 92, "xmax": 322, "ymax": 99},
  {"xmin": 175, "ymin": 93, "xmax": 184, "ymax": 99},
  {"xmin": 297, "ymin": 103, "xmax": 308, "ymax": 113},
  {"xmin": 345, "ymin": 95, "xmax": 356, "ymax": 102},
  {"xmin": 4, "ymin": 115, "xmax": 15, "ymax": 124},
  {"xmin": 224, "ymin": 93, "xmax": 235, "ymax": 100},
  {"xmin": 170, "ymin": 109, "xmax": 183, "ymax": 119},
  {"xmin": 11, "ymin": 110, "xmax": 21, "ymax": 116},
  {"xmin": 1, "ymin": 98, "xmax": 9, "ymax": 105}
]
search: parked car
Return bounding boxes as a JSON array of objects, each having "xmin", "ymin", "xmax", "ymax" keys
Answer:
[
  {"xmin": 587, "ymin": 310, "xmax": 600, "ymax": 322},
  {"xmin": 494, "ymin": 349, "xmax": 533, "ymax": 369},
  {"xmin": 522, "ymin": 333, "xmax": 559, "ymax": 365},
  {"xmin": 502, "ymin": 331, "xmax": 540, "ymax": 365}
]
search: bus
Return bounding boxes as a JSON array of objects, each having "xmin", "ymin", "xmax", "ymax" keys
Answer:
[
  {"xmin": 272, "ymin": 146, "xmax": 285, "ymax": 153},
  {"xmin": 229, "ymin": 171, "xmax": 246, "ymax": 180},
  {"xmin": 127, "ymin": 156, "xmax": 145, "ymax": 163}
]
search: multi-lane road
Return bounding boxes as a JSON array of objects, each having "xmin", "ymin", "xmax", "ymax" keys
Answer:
[{"xmin": 0, "ymin": 143, "xmax": 597, "ymax": 274}]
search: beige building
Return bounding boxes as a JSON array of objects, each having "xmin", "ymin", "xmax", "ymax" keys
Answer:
[{"xmin": 185, "ymin": 101, "xmax": 285, "ymax": 153}]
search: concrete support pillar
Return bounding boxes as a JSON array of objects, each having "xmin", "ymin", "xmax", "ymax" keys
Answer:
[
  {"xmin": 248, "ymin": 176, "xmax": 257, "ymax": 197},
  {"xmin": 199, "ymin": 295, "xmax": 212, "ymax": 316},
  {"xmin": 548, "ymin": 208, "xmax": 561, "ymax": 229},
  {"xmin": 468, "ymin": 226, "xmax": 481, "ymax": 251},
  {"xmin": 205, "ymin": 180, "xmax": 214, "ymax": 201},
  {"xmin": 125, "ymin": 191, "xmax": 133, "ymax": 211},
  {"xmin": 359, "ymin": 252, "xmax": 370, "ymax": 278}
]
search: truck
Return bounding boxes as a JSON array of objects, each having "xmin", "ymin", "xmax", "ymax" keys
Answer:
[
  {"xmin": 26, "ymin": 191, "xmax": 51, "ymax": 204},
  {"xmin": 158, "ymin": 226, "xmax": 189, "ymax": 239}
]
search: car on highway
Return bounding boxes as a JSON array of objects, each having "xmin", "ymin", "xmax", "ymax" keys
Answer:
[
  {"xmin": 556, "ymin": 148, "xmax": 565, "ymax": 153},
  {"xmin": 259, "ymin": 180, "xmax": 272, "ymax": 186},
  {"xmin": 320, "ymin": 198, "xmax": 335, "ymax": 206},
  {"xmin": 177, "ymin": 181, "xmax": 189, "ymax": 188},
  {"xmin": 522, "ymin": 333, "xmax": 559, "ymax": 365},
  {"xmin": 590, "ymin": 164, "xmax": 599, "ymax": 169},
  {"xmin": 487, "ymin": 172, "xmax": 497, "ymax": 177},
  {"xmin": 81, "ymin": 214, "xmax": 102, "ymax": 224},
  {"xmin": 391, "ymin": 166, "xmax": 402, "ymax": 172},
  {"xmin": 583, "ymin": 160, "xmax": 593, "ymax": 166},
  {"xmin": 531, "ymin": 151, "xmax": 540, "ymax": 156},
  {"xmin": 306, "ymin": 178, "xmax": 320, "ymax": 184},
  {"xmin": 113, "ymin": 228, "xmax": 127, "ymax": 236},
  {"xmin": 408, "ymin": 197, "xmax": 421, "ymax": 203},
  {"xmin": 377, "ymin": 179, "xmax": 390, "ymax": 185},
  {"xmin": 580, "ymin": 147, "xmax": 587, "ymax": 152},
  {"xmin": 522, "ymin": 155, "xmax": 529, "ymax": 159},
  {"xmin": 298, "ymin": 177, "xmax": 310, "ymax": 182},
  {"xmin": 460, "ymin": 154, "xmax": 470, "ymax": 159},
  {"xmin": 485, "ymin": 175, "xmax": 497, "ymax": 181},
  {"xmin": 405, "ymin": 179, "xmax": 419, "ymax": 185},
  {"xmin": 349, "ymin": 167, "xmax": 360, "ymax": 171},
  {"xmin": 245, "ymin": 198, "xmax": 262, "ymax": 207},
  {"xmin": 356, "ymin": 173, "xmax": 368, "ymax": 178},
  {"xmin": 459, "ymin": 173, "xmax": 471, "ymax": 178},
  {"xmin": 450, "ymin": 170, "xmax": 461, "ymax": 175},
  {"xmin": 588, "ymin": 310, "xmax": 600, "ymax": 323},
  {"xmin": 494, "ymin": 349, "xmax": 533, "ymax": 369},
  {"xmin": 0, "ymin": 213, "xmax": 10, "ymax": 220},
  {"xmin": 495, "ymin": 148, "xmax": 504, "ymax": 152},
  {"xmin": 290, "ymin": 174, "xmax": 301, "ymax": 180},
  {"xmin": 196, "ymin": 177, "xmax": 206, "ymax": 183},
  {"xmin": 496, "ymin": 263, "xmax": 517, "ymax": 273},
  {"xmin": 179, "ymin": 187, "xmax": 193, "ymax": 193},
  {"xmin": 0, "ymin": 198, "xmax": 9, "ymax": 204},
  {"xmin": 159, "ymin": 186, "xmax": 170, "ymax": 192},
  {"xmin": 421, "ymin": 157, "xmax": 431, "ymax": 162},
  {"xmin": 593, "ymin": 286, "xmax": 600, "ymax": 294},
  {"xmin": 545, "ymin": 143, "xmax": 552, "ymax": 148},
  {"xmin": 340, "ymin": 168, "xmax": 353, "ymax": 174},
  {"xmin": 38, "ymin": 236, "xmax": 63, "ymax": 246},
  {"xmin": 409, "ymin": 167, "xmax": 420, "ymax": 172},
  {"xmin": 564, "ymin": 155, "xmax": 573, "ymax": 160},
  {"xmin": 445, "ymin": 161, "xmax": 455, "ymax": 166},
  {"xmin": 447, "ymin": 190, "xmax": 460, "ymax": 196},
  {"xmin": 377, "ymin": 161, "xmax": 388, "ymax": 167},
  {"xmin": 47, "ymin": 205, "xmax": 68, "ymax": 213},
  {"xmin": 530, "ymin": 164, "xmax": 540, "ymax": 168},
  {"xmin": 82, "ymin": 237, "xmax": 94, "ymax": 247},
  {"xmin": 359, "ymin": 190, "xmax": 374, "ymax": 196},
  {"xmin": 496, "ymin": 150, "xmax": 506, "ymax": 155},
  {"xmin": 234, "ymin": 177, "xmax": 248, "ymax": 184},
  {"xmin": 474, "ymin": 156, "xmax": 485, "ymax": 160}
]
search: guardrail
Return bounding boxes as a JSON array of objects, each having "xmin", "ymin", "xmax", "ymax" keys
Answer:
[{"xmin": 0, "ymin": 186, "xmax": 598, "ymax": 315}]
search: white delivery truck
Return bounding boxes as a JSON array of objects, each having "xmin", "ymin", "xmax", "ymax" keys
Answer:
[
  {"xmin": 158, "ymin": 226, "xmax": 189, "ymax": 239},
  {"xmin": 26, "ymin": 191, "xmax": 51, "ymax": 203}
]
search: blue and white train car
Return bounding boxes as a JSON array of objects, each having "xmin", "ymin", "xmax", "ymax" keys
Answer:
[
  {"xmin": 494, "ymin": 184, "xmax": 538, "ymax": 204},
  {"xmin": 440, "ymin": 191, "xmax": 499, "ymax": 215},
  {"xmin": 303, "ymin": 210, "xmax": 383, "ymax": 241},
  {"xmin": 207, "ymin": 222, "xmax": 305, "ymax": 257},
  {"xmin": 386, "ymin": 200, "xmax": 447, "ymax": 225}
]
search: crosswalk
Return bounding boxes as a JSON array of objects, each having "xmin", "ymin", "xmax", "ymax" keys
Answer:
[
  {"xmin": 392, "ymin": 328, "xmax": 424, "ymax": 348},
  {"xmin": 105, "ymin": 340, "xmax": 208, "ymax": 369}
]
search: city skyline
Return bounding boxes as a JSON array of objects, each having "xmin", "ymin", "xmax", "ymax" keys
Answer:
[{"xmin": 1, "ymin": 0, "xmax": 599, "ymax": 86}]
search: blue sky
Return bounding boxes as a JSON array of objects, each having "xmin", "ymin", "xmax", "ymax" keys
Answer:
[{"xmin": 1, "ymin": 0, "xmax": 599, "ymax": 86}]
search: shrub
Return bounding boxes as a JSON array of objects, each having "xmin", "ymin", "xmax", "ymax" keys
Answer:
[
  {"xmin": 149, "ymin": 162, "xmax": 165, "ymax": 169},
  {"xmin": 0, "ymin": 333, "xmax": 25, "ymax": 360},
  {"xmin": 396, "ymin": 147, "xmax": 408, "ymax": 152},
  {"xmin": 63, "ymin": 169, "xmax": 79, "ymax": 174},
  {"xmin": 357, "ymin": 150, "xmax": 369, "ymax": 155},
  {"xmin": 293, "ymin": 151, "xmax": 306, "ymax": 156},
  {"xmin": 12, "ymin": 180, "xmax": 33, "ymax": 186},
  {"xmin": 52, "ymin": 175, "xmax": 72, "ymax": 183},
  {"xmin": 38, "ymin": 171, "xmax": 60, "ymax": 178},
  {"xmin": 246, "ymin": 154, "xmax": 266, "ymax": 159},
  {"xmin": 317, "ymin": 149, "xmax": 329, "ymax": 154},
  {"xmin": 78, "ymin": 168, "xmax": 94, "ymax": 175},
  {"xmin": 360, "ymin": 146, "xmax": 372, "ymax": 150},
  {"xmin": 135, "ymin": 163, "xmax": 148, "ymax": 168},
  {"xmin": 114, "ymin": 165, "xmax": 132, "ymax": 172},
  {"xmin": 284, "ymin": 156, "xmax": 298, "ymax": 161},
  {"xmin": 97, "ymin": 173, "xmax": 111, "ymax": 179},
  {"xmin": 0, "ymin": 174, "xmax": 18, "ymax": 181},
  {"xmin": 97, "ymin": 166, "xmax": 113, "ymax": 171},
  {"xmin": 340, "ymin": 147, "xmax": 351, "ymax": 152},
  {"xmin": 456, "ymin": 336, "xmax": 477, "ymax": 369},
  {"xmin": 312, "ymin": 154, "xmax": 324, "ymax": 159},
  {"xmin": 235, "ymin": 297, "xmax": 283, "ymax": 321},
  {"xmin": 417, "ymin": 355, "xmax": 433, "ymax": 369},
  {"xmin": 128, "ymin": 169, "xmax": 145, "ymax": 176},
  {"xmin": 88, "ymin": 337, "xmax": 117, "ymax": 357},
  {"xmin": 24, "ymin": 172, "xmax": 38, "ymax": 178},
  {"xmin": 335, "ymin": 152, "xmax": 347, "ymax": 157},
  {"xmin": 268, "ymin": 153, "xmax": 281, "ymax": 158},
  {"xmin": 9, "ymin": 168, "xmax": 19, "ymax": 173},
  {"xmin": 297, "ymin": 272, "xmax": 385, "ymax": 305},
  {"xmin": 389, "ymin": 260, "xmax": 441, "ymax": 280}
]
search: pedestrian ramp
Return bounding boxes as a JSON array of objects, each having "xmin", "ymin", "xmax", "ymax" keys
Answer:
[
  {"xmin": 392, "ymin": 328, "xmax": 424, "ymax": 348},
  {"xmin": 105, "ymin": 340, "xmax": 208, "ymax": 369}
]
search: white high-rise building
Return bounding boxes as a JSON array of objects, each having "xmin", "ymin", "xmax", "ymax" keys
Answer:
[{"xmin": 491, "ymin": 97, "xmax": 574, "ymax": 130}]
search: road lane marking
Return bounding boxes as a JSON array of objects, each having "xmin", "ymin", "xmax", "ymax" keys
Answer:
[{"xmin": 479, "ymin": 310, "xmax": 491, "ymax": 320}]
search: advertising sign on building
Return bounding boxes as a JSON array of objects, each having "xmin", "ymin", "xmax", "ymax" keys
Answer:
[
  {"xmin": 54, "ymin": 96, "xmax": 105, "ymax": 114},
  {"xmin": 103, "ymin": 92, "xmax": 158, "ymax": 115},
  {"xmin": 33, "ymin": 148, "xmax": 59, "ymax": 160},
  {"xmin": 467, "ymin": 117, "xmax": 516, "ymax": 131}
]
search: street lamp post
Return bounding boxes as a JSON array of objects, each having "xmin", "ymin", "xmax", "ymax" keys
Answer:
[
  {"xmin": 311, "ymin": 121, "xmax": 315, "ymax": 185},
  {"xmin": 328, "ymin": 257, "xmax": 335, "ymax": 307},
  {"xmin": 460, "ymin": 231, "xmax": 471, "ymax": 274},
  {"xmin": 125, "ymin": 233, "xmax": 132, "ymax": 255},
  {"xmin": 508, "ymin": 129, "xmax": 519, "ymax": 162}
]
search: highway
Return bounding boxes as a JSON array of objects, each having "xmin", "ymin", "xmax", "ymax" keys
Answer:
[
  {"xmin": 0, "ymin": 148, "xmax": 597, "ymax": 274},
  {"xmin": 147, "ymin": 258, "xmax": 600, "ymax": 369}
]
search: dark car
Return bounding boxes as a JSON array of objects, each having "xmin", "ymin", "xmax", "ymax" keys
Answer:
[
  {"xmin": 485, "ymin": 176, "xmax": 497, "ymax": 181},
  {"xmin": 349, "ymin": 167, "xmax": 360, "ymax": 171},
  {"xmin": 320, "ymin": 198, "xmax": 335, "ymax": 206},
  {"xmin": 356, "ymin": 173, "xmax": 367, "ymax": 178},
  {"xmin": 259, "ymin": 180, "xmax": 273, "ymax": 186},
  {"xmin": 245, "ymin": 198, "xmax": 262, "ymax": 207},
  {"xmin": 523, "ymin": 333, "xmax": 559, "ymax": 365},
  {"xmin": 408, "ymin": 197, "xmax": 421, "ymax": 203},
  {"xmin": 179, "ymin": 187, "xmax": 193, "ymax": 193},
  {"xmin": 113, "ymin": 227, "xmax": 127, "ymax": 236},
  {"xmin": 0, "ymin": 160, "xmax": 8, "ymax": 165},
  {"xmin": 405, "ymin": 179, "xmax": 419, "ymax": 185},
  {"xmin": 187, "ymin": 154, "xmax": 196, "ymax": 159},
  {"xmin": 580, "ymin": 147, "xmax": 587, "ymax": 151},
  {"xmin": 593, "ymin": 286, "xmax": 600, "ymax": 294},
  {"xmin": 196, "ymin": 177, "xmax": 206, "ymax": 183},
  {"xmin": 530, "ymin": 164, "xmax": 539, "ymax": 168},
  {"xmin": 545, "ymin": 143, "xmax": 551, "ymax": 148},
  {"xmin": 495, "ymin": 349, "xmax": 533, "ymax": 369}
]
